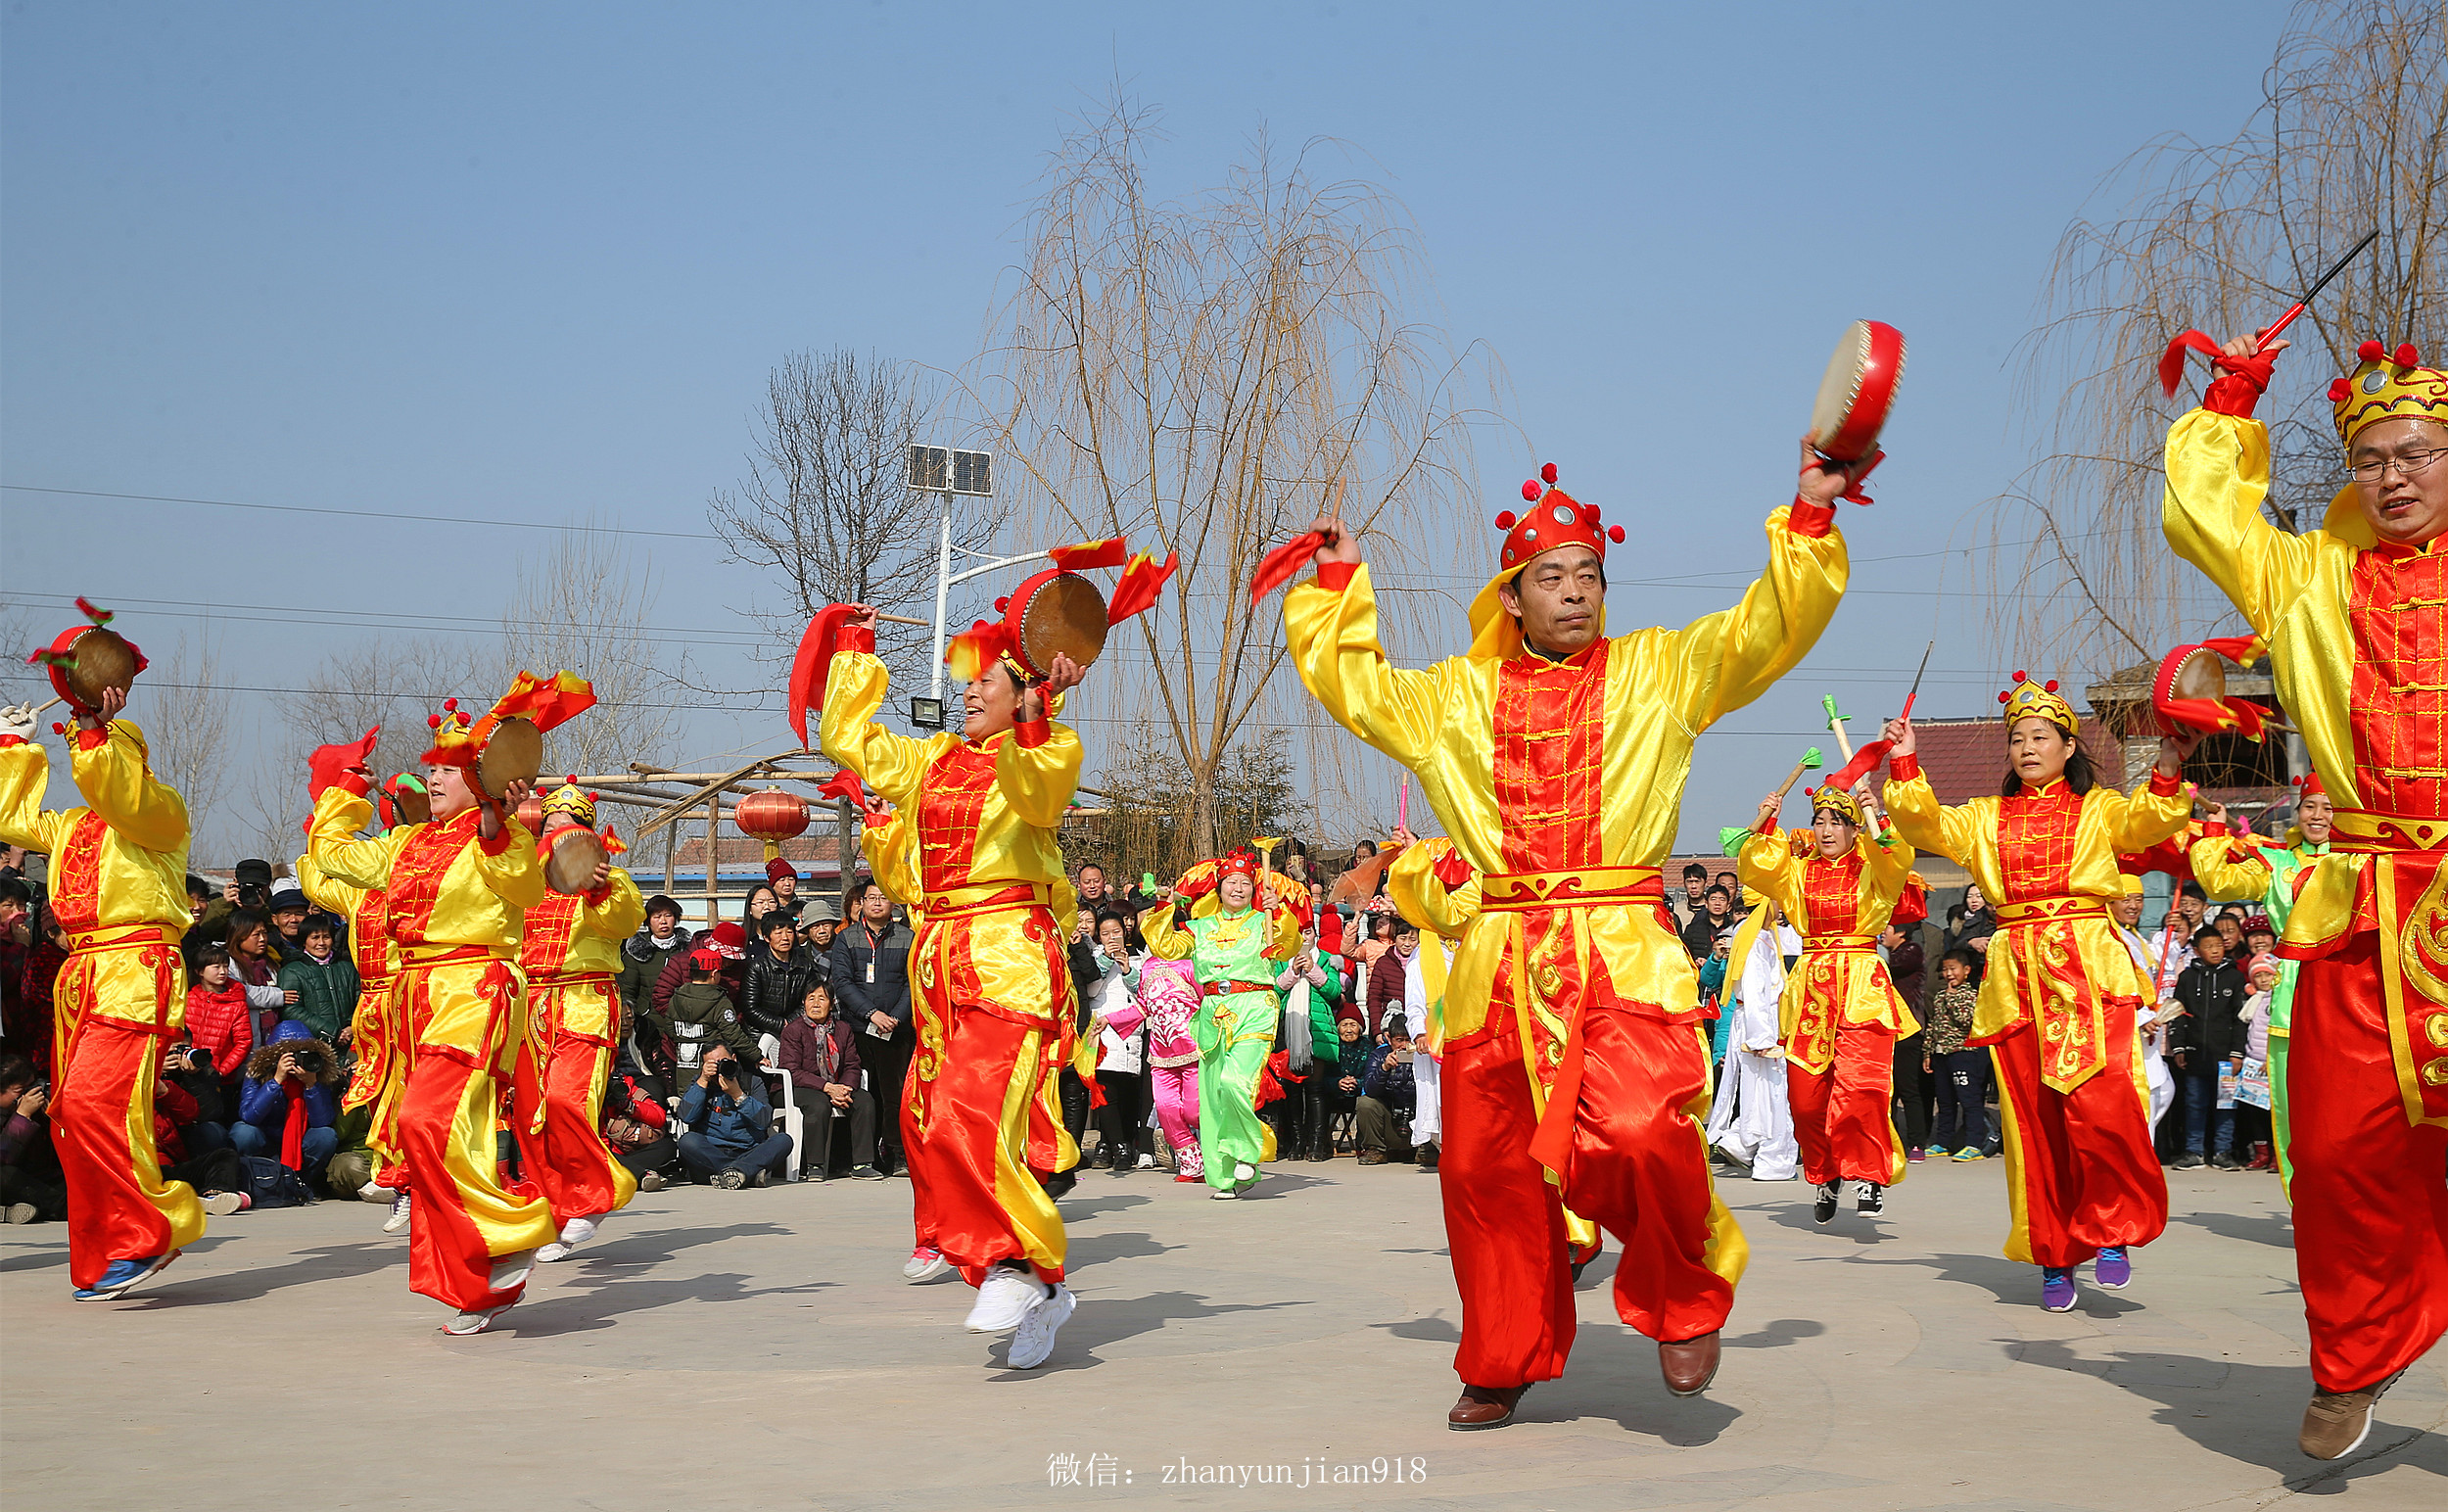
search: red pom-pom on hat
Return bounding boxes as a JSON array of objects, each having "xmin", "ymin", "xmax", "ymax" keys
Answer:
[
  {"xmin": 2395, "ymin": 343, "xmax": 2420, "ymax": 367},
  {"xmin": 1608, "ymin": 525, "xmax": 1625, "ymax": 543},
  {"xmin": 1997, "ymin": 690, "xmax": 2011, "ymax": 704},
  {"xmin": 2359, "ymin": 339, "xmax": 2385, "ymax": 361},
  {"xmin": 993, "ymin": 596, "xmax": 1009, "ymax": 613},
  {"xmin": 2045, "ymin": 680, "xmax": 2059, "ymax": 692},
  {"xmin": 1494, "ymin": 510, "xmax": 1517, "ymax": 530},
  {"xmin": 428, "ymin": 715, "xmax": 444, "ymax": 729},
  {"xmin": 2011, "ymin": 670, "xmax": 2027, "ymax": 683},
  {"xmin": 1520, "ymin": 479, "xmax": 1541, "ymax": 501},
  {"xmin": 2330, "ymin": 378, "xmax": 2353, "ymax": 402},
  {"xmin": 443, "ymin": 698, "xmax": 458, "ymax": 712},
  {"xmin": 1540, "ymin": 462, "xmax": 1558, "ymax": 485}
]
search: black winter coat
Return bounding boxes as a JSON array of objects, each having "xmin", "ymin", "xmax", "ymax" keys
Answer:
[
  {"xmin": 2172, "ymin": 958, "xmax": 2251, "ymax": 1063},
  {"xmin": 742, "ymin": 946, "xmax": 824, "ymax": 1041}
]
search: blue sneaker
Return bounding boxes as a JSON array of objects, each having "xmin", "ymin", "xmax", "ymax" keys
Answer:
[
  {"xmin": 2095, "ymin": 1247, "xmax": 2133, "ymax": 1289},
  {"xmin": 71, "ymin": 1251, "xmax": 177, "ymax": 1302},
  {"xmin": 2041, "ymin": 1266, "xmax": 2078, "ymax": 1312},
  {"xmin": 1952, "ymin": 1147, "xmax": 1985, "ymax": 1162}
]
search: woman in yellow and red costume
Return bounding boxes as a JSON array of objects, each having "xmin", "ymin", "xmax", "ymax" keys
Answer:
[
  {"xmin": 1736, "ymin": 783, "xmax": 1918, "ymax": 1222},
  {"xmin": 307, "ymin": 675, "xmax": 590, "ymax": 1335},
  {"xmin": 0, "ymin": 666, "xmax": 205, "ymax": 1302},
  {"xmin": 1880, "ymin": 680, "xmax": 2194, "ymax": 1313},
  {"xmin": 2160, "ymin": 328, "xmax": 2448, "ymax": 1458},
  {"xmin": 518, "ymin": 781, "xmax": 645, "ymax": 1264},
  {"xmin": 817, "ymin": 605, "xmax": 1090, "ymax": 1369},
  {"xmin": 1279, "ymin": 450, "xmax": 1858, "ymax": 1429}
]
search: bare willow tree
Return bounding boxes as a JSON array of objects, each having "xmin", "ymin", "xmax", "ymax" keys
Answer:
[
  {"xmin": 142, "ymin": 633, "xmax": 233, "ymax": 824},
  {"xmin": 967, "ymin": 99, "xmax": 1494, "ymax": 855},
  {"xmin": 710, "ymin": 349, "xmax": 1005, "ymax": 685},
  {"xmin": 1986, "ymin": 0, "xmax": 2445, "ymax": 675},
  {"xmin": 252, "ymin": 635, "xmax": 481, "ymax": 854}
]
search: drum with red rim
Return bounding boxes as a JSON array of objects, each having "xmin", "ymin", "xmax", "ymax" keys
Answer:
[
  {"xmin": 1004, "ymin": 568, "xmax": 1109, "ymax": 681},
  {"xmin": 1809, "ymin": 319, "xmax": 1907, "ymax": 464}
]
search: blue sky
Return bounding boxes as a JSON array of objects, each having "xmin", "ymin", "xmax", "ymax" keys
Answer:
[{"xmin": 1, "ymin": 2, "xmax": 2289, "ymax": 859}]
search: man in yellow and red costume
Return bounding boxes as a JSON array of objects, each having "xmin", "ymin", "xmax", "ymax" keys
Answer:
[
  {"xmin": 1281, "ymin": 450, "xmax": 1857, "ymax": 1429},
  {"xmin": 1736, "ymin": 783, "xmax": 1918, "ymax": 1222},
  {"xmin": 518, "ymin": 781, "xmax": 645, "ymax": 1264},
  {"xmin": 0, "ymin": 681, "xmax": 205, "ymax": 1300},
  {"xmin": 308, "ymin": 676, "xmax": 588, "ymax": 1335},
  {"xmin": 2162, "ymin": 330, "xmax": 2448, "ymax": 1459},
  {"xmin": 820, "ymin": 604, "xmax": 1088, "ymax": 1370}
]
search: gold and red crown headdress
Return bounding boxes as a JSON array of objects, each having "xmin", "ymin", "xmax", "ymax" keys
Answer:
[
  {"xmin": 2318, "ymin": 340, "xmax": 2448, "ymax": 547},
  {"xmin": 1997, "ymin": 671, "xmax": 2078, "ymax": 736},
  {"xmin": 1467, "ymin": 462, "xmax": 1626, "ymax": 660},
  {"xmin": 420, "ymin": 671, "xmax": 597, "ymax": 778},
  {"xmin": 541, "ymin": 778, "xmax": 598, "ymax": 828},
  {"xmin": 1810, "ymin": 784, "xmax": 1862, "ymax": 827}
]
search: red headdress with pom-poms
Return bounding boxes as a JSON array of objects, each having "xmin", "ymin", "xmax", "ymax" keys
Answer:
[
  {"xmin": 1467, "ymin": 461, "xmax": 1624, "ymax": 660},
  {"xmin": 2315, "ymin": 339, "xmax": 2448, "ymax": 548},
  {"xmin": 1997, "ymin": 672, "xmax": 2079, "ymax": 737}
]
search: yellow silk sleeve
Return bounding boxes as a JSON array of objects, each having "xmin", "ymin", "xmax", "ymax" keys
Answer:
[
  {"xmin": 471, "ymin": 819, "xmax": 547, "ymax": 911},
  {"xmin": 1385, "ymin": 839, "xmax": 1483, "ymax": 940},
  {"xmin": 1282, "ymin": 563, "xmax": 1456, "ymax": 770},
  {"xmin": 2161, "ymin": 408, "xmax": 2320, "ymax": 636},
  {"xmin": 993, "ymin": 721, "xmax": 1084, "ymax": 830},
  {"xmin": 819, "ymin": 651, "xmax": 941, "ymax": 808},
  {"xmin": 1664, "ymin": 504, "xmax": 1851, "ymax": 732},
  {"xmin": 307, "ymin": 787, "xmax": 407, "ymax": 891},
  {"xmin": 1883, "ymin": 772, "xmax": 1984, "ymax": 871},
  {"xmin": 859, "ymin": 814, "xmax": 922, "ymax": 907},
  {"xmin": 0, "ymin": 742, "xmax": 69, "ymax": 856},
  {"xmin": 1864, "ymin": 829, "xmax": 1916, "ymax": 898},
  {"xmin": 1139, "ymin": 904, "xmax": 1193, "ymax": 961},
  {"xmin": 582, "ymin": 868, "xmax": 647, "ymax": 941},
  {"xmin": 2189, "ymin": 833, "xmax": 2273, "ymax": 903},
  {"xmin": 293, "ymin": 849, "xmax": 369, "ymax": 917},
  {"xmin": 2099, "ymin": 777, "xmax": 2192, "ymax": 854},
  {"xmin": 71, "ymin": 722, "xmax": 187, "ymax": 855},
  {"xmin": 1736, "ymin": 829, "xmax": 1809, "ymax": 925}
]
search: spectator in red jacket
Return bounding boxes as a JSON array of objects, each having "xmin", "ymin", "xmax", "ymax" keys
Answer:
[{"xmin": 184, "ymin": 948, "xmax": 255, "ymax": 1119}]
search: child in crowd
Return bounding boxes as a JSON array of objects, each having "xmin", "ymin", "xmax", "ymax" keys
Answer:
[
  {"xmin": 2235, "ymin": 954, "xmax": 2280, "ymax": 1171},
  {"xmin": 183, "ymin": 948, "xmax": 257, "ymax": 1119},
  {"xmin": 1924, "ymin": 948, "xmax": 1988, "ymax": 1160}
]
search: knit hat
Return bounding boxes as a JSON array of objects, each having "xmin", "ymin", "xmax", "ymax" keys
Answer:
[{"xmin": 765, "ymin": 857, "xmax": 800, "ymax": 884}]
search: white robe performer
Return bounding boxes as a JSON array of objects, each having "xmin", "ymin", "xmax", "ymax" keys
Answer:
[
  {"xmin": 2116, "ymin": 913, "xmax": 2177, "ymax": 1131},
  {"xmin": 1403, "ymin": 943, "xmax": 1442, "ymax": 1147},
  {"xmin": 1706, "ymin": 900, "xmax": 1800, "ymax": 1181}
]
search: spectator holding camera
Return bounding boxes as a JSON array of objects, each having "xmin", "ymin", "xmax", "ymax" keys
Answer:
[
  {"xmin": 234, "ymin": 1021, "xmax": 342, "ymax": 1182},
  {"xmin": 675, "ymin": 1045, "xmax": 792, "ymax": 1188},
  {"xmin": 275, "ymin": 912, "xmax": 359, "ymax": 1045},
  {"xmin": 642, "ymin": 946, "xmax": 757, "ymax": 1086},
  {"xmin": 0, "ymin": 1054, "xmax": 65, "ymax": 1224}
]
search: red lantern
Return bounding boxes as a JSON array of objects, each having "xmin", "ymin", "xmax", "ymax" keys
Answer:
[{"xmin": 733, "ymin": 787, "xmax": 810, "ymax": 863}]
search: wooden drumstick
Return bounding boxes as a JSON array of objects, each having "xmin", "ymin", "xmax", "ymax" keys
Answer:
[
  {"xmin": 873, "ymin": 611, "xmax": 928, "ymax": 628},
  {"xmin": 1774, "ymin": 746, "xmax": 1824, "ymax": 800}
]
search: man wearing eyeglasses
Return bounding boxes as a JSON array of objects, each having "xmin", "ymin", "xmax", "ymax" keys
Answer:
[{"xmin": 2162, "ymin": 331, "xmax": 2448, "ymax": 1463}]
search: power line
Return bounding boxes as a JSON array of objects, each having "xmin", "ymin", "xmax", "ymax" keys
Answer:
[{"xmin": 1, "ymin": 484, "xmax": 710, "ymax": 541}]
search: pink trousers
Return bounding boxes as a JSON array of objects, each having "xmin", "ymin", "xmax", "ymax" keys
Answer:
[{"xmin": 1150, "ymin": 1061, "xmax": 1202, "ymax": 1179}]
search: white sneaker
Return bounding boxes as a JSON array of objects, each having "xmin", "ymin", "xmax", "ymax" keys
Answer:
[
  {"xmin": 203, "ymin": 1191, "xmax": 246, "ymax": 1217},
  {"xmin": 1006, "ymin": 1282, "xmax": 1075, "ymax": 1368},
  {"xmin": 903, "ymin": 1246, "xmax": 952, "ymax": 1283},
  {"xmin": 357, "ymin": 1181, "xmax": 395, "ymax": 1203},
  {"xmin": 557, "ymin": 1214, "xmax": 601, "ymax": 1249},
  {"xmin": 964, "ymin": 1265, "xmax": 1047, "ymax": 1333},
  {"xmin": 1234, "ymin": 1161, "xmax": 1257, "ymax": 1184},
  {"xmin": 383, "ymin": 1192, "xmax": 412, "ymax": 1234},
  {"xmin": 442, "ymin": 1301, "xmax": 515, "ymax": 1336},
  {"xmin": 488, "ymin": 1249, "xmax": 537, "ymax": 1296},
  {"xmin": 1138, "ymin": 1153, "xmax": 1159, "ymax": 1169}
]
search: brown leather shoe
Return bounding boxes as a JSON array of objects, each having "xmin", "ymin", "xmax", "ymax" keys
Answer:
[
  {"xmin": 2300, "ymin": 1369, "xmax": 2406, "ymax": 1460},
  {"xmin": 1447, "ymin": 1383, "xmax": 1530, "ymax": 1430},
  {"xmin": 1659, "ymin": 1332, "xmax": 1720, "ymax": 1396},
  {"xmin": 1357, "ymin": 1150, "xmax": 1387, "ymax": 1166}
]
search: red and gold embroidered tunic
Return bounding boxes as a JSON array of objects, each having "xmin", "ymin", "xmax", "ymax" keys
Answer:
[
  {"xmin": 0, "ymin": 722, "xmax": 190, "ymax": 1036},
  {"xmin": 1736, "ymin": 828, "xmax": 1918, "ymax": 1074},
  {"xmin": 518, "ymin": 864, "xmax": 644, "ymax": 1044},
  {"xmin": 307, "ymin": 788, "xmax": 544, "ymax": 955},
  {"xmin": 1885, "ymin": 766, "xmax": 2188, "ymax": 1092},
  {"xmin": 2165, "ymin": 404, "xmax": 2448, "ymax": 1123},
  {"xmin": 1283, "ymin": 502, "xmax": 1847, "ymax": 1075}
]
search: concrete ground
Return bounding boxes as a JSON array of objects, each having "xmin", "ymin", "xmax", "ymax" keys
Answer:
[{"xmin": 3, "ymin": 1150, "xmax": 2440, "ymax": 1511}]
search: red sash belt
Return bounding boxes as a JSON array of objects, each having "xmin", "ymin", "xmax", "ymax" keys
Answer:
[
  {"xmin": 62, "ymin": 923, "xmax": 185, "ymax": 1039},
  {"xmin": 921, "ymin": 881, "xmax": 1050, "ymax": 923},
  {"xmin": 528, "ymin": 969, "xmax": 616, "ymax": 990},
  {"xmin": 399, "ymin": 944, "xmax": 506, "ymax": 968},
  {"xmin": 1201, "ymin": 979, "xmax": 1277, "ymax": 998}
]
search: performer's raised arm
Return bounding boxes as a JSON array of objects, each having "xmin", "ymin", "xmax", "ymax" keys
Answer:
[
  {"xmin": 1879, "ymin": 720, "xmax": 1983, "ymax": 870},
  {"xmin": 307, "ymin": 783, "xmax": 406, "ymax": 893},
  {"xmin": 1281, "ymin": 524, "xmax": 1449, "ymax": 769},
  {"xmin": 994, "ymin": 659, "xmax": 1086, "ymax": 830},
  {"xmin": 68, "ymin": 713, "xmax": 187, "ymax": 856},
  {"xmin": 2160, "ymin": 336, "xmax": 2319, "ymax": 636},
  {"xmin": 1667, "ymin": 460, "xmax": 1854, "ymax": 732},
  {"xmin": 817, "ymin": 611, "xmax": 937, "ymax": 807},
  {"xmin": 0, "ymin": 711, "xmax": 67, "ymax": 856}
]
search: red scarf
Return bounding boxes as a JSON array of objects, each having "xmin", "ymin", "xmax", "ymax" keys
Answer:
[{"xmin": 280, "ymin": 1080, "xmax": 307, "ymax": 1169}]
